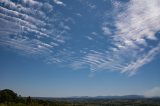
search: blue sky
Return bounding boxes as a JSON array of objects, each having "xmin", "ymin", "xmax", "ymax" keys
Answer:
[{"xmin": 0, "ymin": 0, "xmax": 160, "ymax": 97}]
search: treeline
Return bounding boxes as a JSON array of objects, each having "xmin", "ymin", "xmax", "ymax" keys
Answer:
[
  {"xmin": 0, "ymin": 89, "xmax": 160, "ymax": 106},
  {"xmin": 0, "ymin": 89, "xmax": 73, "ymax": 106}
]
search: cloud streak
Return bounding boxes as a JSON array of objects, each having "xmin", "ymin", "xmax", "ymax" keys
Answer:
[{"xmin": 53, "ymin": 0, "xmax": 65, "ymax": 6}]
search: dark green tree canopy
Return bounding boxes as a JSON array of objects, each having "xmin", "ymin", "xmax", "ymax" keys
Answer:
[{"xmin": 0, "ymin": 89, "xmax": 18, "ymax": 102}]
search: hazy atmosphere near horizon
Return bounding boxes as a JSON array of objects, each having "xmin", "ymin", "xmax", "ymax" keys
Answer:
[{"xmin": 0, "ymin": 0, "xmax": 160, "ymax": 98}]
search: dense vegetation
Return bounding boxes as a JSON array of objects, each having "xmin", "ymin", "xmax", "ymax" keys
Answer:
[{"xmin": 0, "ymin": 89, "xmax": 160, "ymax": 106}]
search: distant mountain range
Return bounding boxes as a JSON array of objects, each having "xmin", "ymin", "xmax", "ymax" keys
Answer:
[
  {"xmin": 68, "ymin": 95, "xmax": 145, "ymax": 99},
  {"xmin": 34, "ymin": 95, "xmax": 160, "ymax": 101}
]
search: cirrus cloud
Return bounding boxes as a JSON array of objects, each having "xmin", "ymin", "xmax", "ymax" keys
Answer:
[
  {"xmin": 71, "ymin": 0, "xmax": 160, "ymax": 76},
  {"xmin": 1, "ymin": 0, "xmax": 160, "ymax": 76},
  {"xmin": 0, "ymin": 0, "xmax": 69, "ymax": 59}
]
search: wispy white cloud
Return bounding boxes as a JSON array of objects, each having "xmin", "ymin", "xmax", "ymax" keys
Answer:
[
  {"xmin": 1, "ymin": 0, "xmax": 160, "ymax": 76},
  {"xmin": 86, "ymin": 36, "xmax": 93, "ymax": 41},
  {"xmin": 53, "ymin": 0, "xmax": 65, "ymax": 6},
  {"xmin": 91, "ymin": 32, "xmax": 98, "ymax": 36},
  {"xmin": 76, "ymin": 13, "xmax": 82, "ymax": 17},
  {"xmin": 102, "ymin": 26, "xmax": 112, "ymax": 35},
  {"xmin": 108, "ymin": 0, "xmax": 160, "ymax": 74},
  {"xmin": 122, "ymin": 44, "xmax": 160, "ymax": 76},
  {"xmin": 78, "ymin": 0, "xmax": 96, "ymax": 10},
  {"xmin": 0, "ymin": 0, "xmax": 69, "ymax": 58},
  {"xmin": 113, "ymin": 0, "xmax": 160, "ymax": 47},
  {"xmin": 71, "ymin": 0, "xmax": 160, "ymax": 75},
  {"xmin": 144, "ymin": 87, "xmax": 160, "ymax": 97},
  {"xmin": 0, "ymin": 37, "xmax": 53, "ymax": 55}
]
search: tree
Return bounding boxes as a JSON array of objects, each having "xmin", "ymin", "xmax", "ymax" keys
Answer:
[
  {"xmin": 0, "ymin": 89, "xmax": 18, "ymax": 103},
  {"xmin": 26, "ymin": 96, "xmax": 32, "ymax": 105}
]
